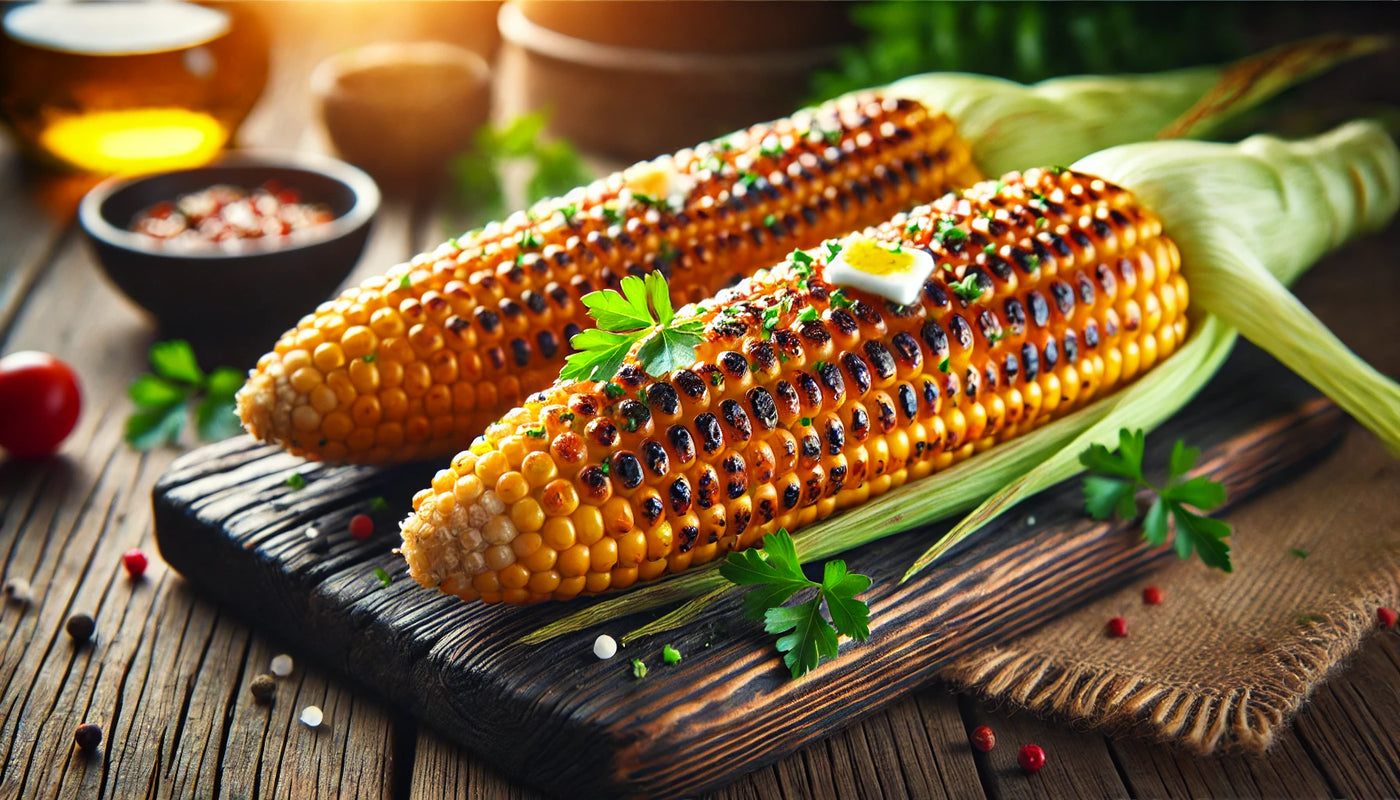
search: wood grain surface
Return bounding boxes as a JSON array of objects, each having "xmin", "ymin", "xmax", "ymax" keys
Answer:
[
  {"xmin": 151, "ymin": 345, "xmax": 1344, "ymax": 799},
  {"xmin": 3, "ymin": 5, "xmax": 1399, "ymax": 798}
]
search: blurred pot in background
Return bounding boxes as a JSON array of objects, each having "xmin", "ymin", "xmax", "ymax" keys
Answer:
[
  {"xmin": 499, "ymin": 1, "xmax": 860, "ymax": 160},
  {"xmin": 313, "ymin": 42, "xmax": 492, "ymax": 186},
  {"xmin": 0, "ymin": 1, "xmax": 269, "ymax": 175}
]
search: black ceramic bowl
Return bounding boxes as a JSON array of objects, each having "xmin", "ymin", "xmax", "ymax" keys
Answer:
[{"xmin": 79, "ymin": 152, "xmax": 380, "ymax": 348}]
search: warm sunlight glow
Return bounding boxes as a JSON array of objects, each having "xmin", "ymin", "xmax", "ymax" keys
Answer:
[{"xmin": 39, "ymin": 109, "xmax": 229, "ymax": 174}]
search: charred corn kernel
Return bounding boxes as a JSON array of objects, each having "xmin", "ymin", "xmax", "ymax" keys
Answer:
[
  {"xmin": 240, "ymin": 93, "xmax": 982, "ymax": 464},
  {"xmin": 401, "ymin": 167, "xmax": 1190, "ymax": 603}
]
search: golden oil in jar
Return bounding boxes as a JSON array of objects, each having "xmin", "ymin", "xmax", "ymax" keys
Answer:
[{"xmin": 0, "ymin": 1, "xmax": 268, "ymax": 175}]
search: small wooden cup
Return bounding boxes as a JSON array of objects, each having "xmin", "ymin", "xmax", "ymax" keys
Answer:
[{"xmin": 312, "ymin": 42, "xmax": 492, "ymax": 186}]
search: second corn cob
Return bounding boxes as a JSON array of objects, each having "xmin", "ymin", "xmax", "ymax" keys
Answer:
[
  {"xmin": 400, "ymin": 167, "xmax": 1188, "ymax": 604},
  {"xmin": 238, "ymin": 94, "xmax": 979, "ymax": 463}
]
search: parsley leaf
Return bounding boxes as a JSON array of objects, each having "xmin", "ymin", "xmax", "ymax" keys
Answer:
[
  {"xmin": 125, "ymin": 341, "xmax": 243, "ymax": 450},
  {"xmin": 561, "ymin": 272, "xmax": 704, "ymax": 383},
  {"xmin": 949, "ymin": 274, "xmax": 984, "ymax": 304},
  {"xmin": 1079, "ymin": 429, "xmax": 1232, "ymax": 571},
  {"xmin": 720, "ymin": 529, "xmax": 873, "ymax": 678},
  {"xmin": 372, "ymin": 567, "xmax": 392, "ymax": 588}
]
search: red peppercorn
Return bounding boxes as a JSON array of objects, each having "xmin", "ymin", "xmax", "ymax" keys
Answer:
[
  {"xmin": 1143, "ymin": 586, "xmax": 1163, "ymax": 605},
  {"xmin": 1018, "ymin": 743, "xmax": 1046, "ymax": 774},
  {"xmin": 1107, "ymin": 617, "xmax": 1128, "ymax": 638},
  {"xmin": 349, "ymin": 514, "xmax": 374, "ymax": 540},
  {"xmin": 122, "ymin": 549, "xmax": 148, "ymax": 579},
  {"xmin": 970, "ymin": 725, "xmax": 995, "ymax": 752},
  {"xmin": 1379, "ymin": 607, "xmax": 1398, "ymax": 629}
]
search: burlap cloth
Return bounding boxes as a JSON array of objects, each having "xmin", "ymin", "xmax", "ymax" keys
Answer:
[{"xmin": 937, "ymin": 427, "xmax": 1400, "ymax": 754}]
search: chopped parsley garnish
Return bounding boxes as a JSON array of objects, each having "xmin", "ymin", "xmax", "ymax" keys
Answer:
[
  {"xmin": 759, "ymin": 140, "xmax": 785, "ymax": 158},
  {"xmin": 905, "ymin": 219, "xmax": 925, "ymax": 236},
  {"xmin": 631, "ymin": 658, "xmax": 648, "ymax": 679},
  {"xmin": 560, "ymin": 411, "xmax": 576, "ymax": 424},
  {"xmin": 800, "ymin": 417, "xmax": 813, "ymax": 426},
  {"xmin": 710, "ymin": 372, "xmax": 725, "ymax": 387},
  {"xmin": 602, "ymin": 206, "xmax": 623, "ymax": 226},
  {"xmin": 1025, "ymin": 254, "xmax": 1041, "ymax": 273},
  {"xmin": 1036, "ymin": 216, "xmax": 1049, "ymax": 229},
  {"xmin": 603, "ymin": 382, "xmax": 626, "ymax": 399},
  {"xmin": 814, "ymin": 361, "xmax": 827, "ymax": 371},
  {"xmin": 829, "ymin": 289, "xmax": 853, "ymax": 309},
  {"xmin": 600, "ymin": 461, "xmax": 611, "ymax": 475},
  {"xmin": 559, "ymin": 203, "xmax": 579, "ymax": 225},
  {"xmin": 524, "ymin": 425, "xmax": 546, "ymax": 438},
  {"xmin": 933, "ymin": 218, "xmax": 967, "ymax": 244},
  {"xmin": 824, "ymin": 240, "xmax": 844, "ymax": 259},
  {"xmin": 1289, "ymin": 547, "xmax": 1309, "ymax": 559},
  {"xmin": 1080, "ymin": 429, "xmax": 1232, "ymax": 572},
  {"xmin": 631, "ymin": 192, "xmax": 668, "ymax": 210},
  {"xmin": 363, "ymin": 351, "xmax": 378, "ymax": 363},
  {"xmin": 373, "ymin": 568, "xmax": 392, "ymax": 588},
  {"xmin": 797, "ymin": 307, "xmax": 818, "ymax": 323},
  {"xmin": 763, "ymin": 213, "xmax": 777, "ymax": 228},
  {"xmin": 738, "ymin": 171, "xmax": 761, "ymax": 188},
  {"xmin": 397, "ymin": 273, "xmax": 412, "ymax": 290},
  {"xmin": 720, "ymin": 529, "xmax": 872, "ymax": 679},
  {"xmin": 518, "ymin": 229, "xmax": 542, "ymax": 250},
  {"xmin": 369, "ymin": 496, "xmax": 390, "ymax": 513},
  {"xmin": 662, "ymin": 644, "xmax": 682, "ymax": 665},
  {"xmin": 983, "ymin": 244, "xmax": 996, "ymax": 255},
  {"xmin": 560, "ymin": 273, "xmax": 706, "ymax": 383},
  {"xmin": 949, "ymin": 274, "xmax": 984, "ymax": 304},
  {"xmin": 789, "ymin": 249, "xmax": 815, "ymax": 279},
  {"xmin": 938, "ymin": 357, "xmax": 950, "ymax": 374},
  {"xmin": 286, "ymin": 472, "xmax": 307, "ymax": 490}
]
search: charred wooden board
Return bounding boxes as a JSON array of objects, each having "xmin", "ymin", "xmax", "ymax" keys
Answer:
[{"xmin": 153, "ymin": 344, "xmax": 1345, "ymax": 799}]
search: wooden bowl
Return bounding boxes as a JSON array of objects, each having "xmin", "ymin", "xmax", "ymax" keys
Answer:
[
  {"xmin": 498, "ymin": 2, "xmax": 849, "ymax": 160},
  {"xmin": 78, "ymin": 152, "xmax": 379, "ymax": 348},
  {"xmin": 312, "ymin": 42, "xmax": 492, "ymax": 185}
]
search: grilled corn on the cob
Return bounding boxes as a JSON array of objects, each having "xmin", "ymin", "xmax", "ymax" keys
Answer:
[
  {"xmin": 400, "ymin": 168, "xmax": 1187, "ymax": 603},
  {"xmin": 238, "ymin": 94, "xmax": 980, "ymax": 463}
]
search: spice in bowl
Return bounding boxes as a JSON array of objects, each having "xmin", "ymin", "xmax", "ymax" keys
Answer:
[{"xmin": 130, "ymin": 181, "xmax": 334, "ymax": 247}]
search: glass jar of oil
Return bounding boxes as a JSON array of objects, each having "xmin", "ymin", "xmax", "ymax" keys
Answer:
[{"xmin": 0, "ymin": 1, "xmax": 269, "ymax": 175}]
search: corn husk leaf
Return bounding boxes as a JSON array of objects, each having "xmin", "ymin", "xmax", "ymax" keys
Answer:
[
  {"xmin": 521, "ymin": 120, "xmax": 1400, "ymax": 645},
  {"xmin": 904, "ymin": 120, "xmax": 1400, "ymax": 579},
  {"xmin": 885, "ymin": 34, "xmax": 1389, "ymax": 175}
]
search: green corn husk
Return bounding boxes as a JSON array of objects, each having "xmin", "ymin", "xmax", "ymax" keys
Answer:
[
  {"xmin": 909, "ymin": 120, "xmax": 1400, "ymax": 579},
  {"xmin": 885, "ymin": 34, "xmax": 1389, "ymax": 175},
  {"xmin": 522, "ymin": 121, "xmax": 1400, "ymax": 645}
]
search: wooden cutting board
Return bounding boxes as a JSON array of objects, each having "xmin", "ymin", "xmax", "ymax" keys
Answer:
[{"xmin": 152, "ymin": 344, "xmax": 1344, "ymax": 798}]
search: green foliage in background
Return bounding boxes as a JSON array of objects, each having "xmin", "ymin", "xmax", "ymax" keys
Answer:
[
  {"xmin": 811, "ymin": 2, "xmax": 1248, "ymax": 102},
  {"xmin": 446, "ymin": 111, "xmax": 593, "ymax": 227}
]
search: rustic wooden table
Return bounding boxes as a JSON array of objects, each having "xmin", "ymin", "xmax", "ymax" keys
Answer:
[{"xmin": 3, "ymin": 13, "xmax": 1399, "ymax": 799}]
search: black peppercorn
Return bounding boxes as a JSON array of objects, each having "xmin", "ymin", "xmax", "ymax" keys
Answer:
[
  {"xmin": 74, "ymin": 723, "xmax": 102, "ymax": 752},
  {"xmin": 250, "ymin": 673, "xmax": 277, "ymax": 704},
  {"xmin": 66, "ymin": 613, "xmax": 95, "ymax": 644}
]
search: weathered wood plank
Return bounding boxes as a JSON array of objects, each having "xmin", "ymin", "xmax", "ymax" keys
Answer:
[
  {"xmin": 1289, "ymin": 631, "xmax": 1400, "ymax": 797},
  {"xmin": 955, "ymin": 694, "xmax": 1129, "ymax": 800},
  {"xmin": 151, "ymin": 335, "xmax": 1344, "ymax": 799}
]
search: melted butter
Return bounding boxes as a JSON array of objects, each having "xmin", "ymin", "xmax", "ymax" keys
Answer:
[{"xmin": 841, "ymin": 237, "xmax": 915, "ymax": 276}]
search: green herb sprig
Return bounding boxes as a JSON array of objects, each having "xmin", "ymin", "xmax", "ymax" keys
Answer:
[
  {"xmin": 560, "ymin": 272, "xmax": 705, "ymax": 383},
  {"xmin": 720, "ymin": 529, "xmax": 872, "ymax": 678},
  {"xmin": 125, "ymin": 340, "xmax": 243, "ymax": 450},
  {"xmin": 447, "ymin": 111, "xmax": 593, "ymax": 226},
  {"xmin": 1080, "ymin": 429, "xmax": 1232, "ymax": 571}
]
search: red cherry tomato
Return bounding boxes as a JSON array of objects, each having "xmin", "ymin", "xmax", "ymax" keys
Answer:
[{"xmin": 0, "ymin": 351, "xmax": 82, "ymax": 458}]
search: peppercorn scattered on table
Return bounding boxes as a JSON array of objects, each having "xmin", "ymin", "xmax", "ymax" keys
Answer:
[
  {"xmin": 237, "ymin": 94, "xmax": 981, "ymax": 463},
  {"xmin": 400, "ymin": 168, "xmax": 1187, "ymax": 604}
]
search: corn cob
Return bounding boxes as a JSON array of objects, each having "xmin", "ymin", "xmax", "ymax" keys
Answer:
[
  {"xmin": 400, "ymin": 167, "xmax": 1188, "ymax": 604},
  {"xmin": 237, "ymin": 94, "xmax": 981, "ymax": 463}
]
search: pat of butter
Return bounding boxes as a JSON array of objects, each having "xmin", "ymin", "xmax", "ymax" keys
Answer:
[
  {"xmin": 623, "ymin": 160, "xmax": 695, "ymax": 210},
  {"xmin": 825, "ymin": 235, "xmax": 935, "ymax": 305}
]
